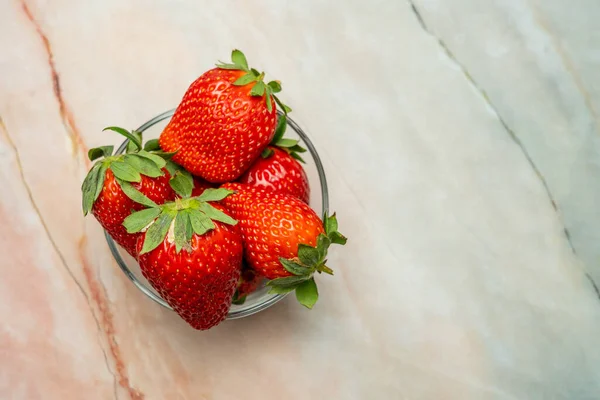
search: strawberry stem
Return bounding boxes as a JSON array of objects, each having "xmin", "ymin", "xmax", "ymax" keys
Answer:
[
  {"xmin": 217, "ymin": 49, "xmax": 291, "ymax": 115},
  {"xmin": 318, "ymin": 265, "xmax": 334, "ymax": 275}
]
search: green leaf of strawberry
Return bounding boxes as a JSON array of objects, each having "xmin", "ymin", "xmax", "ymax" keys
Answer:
[
  {"xmin": 232, "ymin": 294, "xmax": 247, "ymax": 305},
  {"xmin": 188, "ymin": 209, "xmax": 215, "ymax": 235},
  {"xmin": 275, "ymin": 138, "xmax": 298, "ymax": 148},
  {"xmin": 103, "ymin": 126, "xmax": 142, "ymax": 151},
  {"xmin": 199, "ymin": 203, "xmax": 237, "ymax": 225},
  {"xmin": 126, "ymin": 130, "xmax": 143, "ymax": 153},
  {"xmin": 110, "ymin": 161, "xmax": 141, "ymax": 182},
  {"xmin": 152, "ymin": 150, "xmax": 178, "ymax": 160},
  {"xmin": 123, "ymin": 154, "xmax": 164, "ymax": 178},
  {"xmin": 268, "ymin": 81, "xmax": 282, "ymax": 93},
  {"xmin": 316, "ymin": 234, "xmax": 332, "ymax": 260},
  {"xmin": 265, "ymin": 116, "xmax": 307, "ymax": 163},
  {"xmin": 136, "ymin": 150, "xmax": 168, "ymax": 169},
  {"xmin": 328, "ymin": 231, "xmax": 347, "ymax": 245},
  {"xmin": 169, "ymin": 170, "xmax": 194, "ymax": 198},
  {"xmin": 88, "ymin": 146, "xmax": 114, "ymax": 161},
  {"xmin": 298, "ymin": 244, "xmax": 320, "ymax": 266},
  {"xmin": 325, "ymin": 213, "xmax": 338, "ymax": 235},
  {"xmin": 216, "ymin": 49, "xmax": 250, "ymax": 72},
  {"xmin": 196, "ymin": 188, "xmax": 235, "ymax": 202},
  {"xmin": 267, "ymin": 275, "xmax": 311, "ymax": 289},
  {"xmin": 290, "ymin": 152, "xmax": 305, "ymax": 163},
  {"xmin": 81, "ymin": 162, "xmax": 104, "ymax": 215},
  {"xmin": 141, "ymin": 210, "xmax": 176, "ymax": 254},
  {"xmin": 174, "ymin": 212, "xmax": 190, "ymax": 253},
  {"xmin": 231, "ymin": 49, "xmax": 249, "ymax": 71},
  {"xmin": 250, "ymin": 81, "xmax": 266, "ymax": 97},
  {"xmin": 233, "ymin": 71, "xmax": 258, "ymax": 86},
  {"xmin": 118, "ymin": 181, "xmax": 158, "ymax": 208},
  {"xmin": 267, "ymin": 285, "xmax": 297, "ymax": 295},
  {"xmin": 265, "ymin": 91, "xmax": 273, "ymax": 112},
  {"xmin": 164, "ymin": 160, "xmax": 179, "ymax": 177},
  {"xmin": 215, "ymin": 62, "xmax": 241, "ymax": 70},
  {"xmin": 143, "ymin": 139, "xmax": 161, "ymax": 151},
  {"xmin": 93, "ymin": 163, "xmax": 108, "ymax": 201},
  {"xmin": 130, "ymin": 190, "xmax": 239, "ymax": 255},
  {"xmin": 279, "ymin": 258, "xmax": 311, "ymax": 276},
  {"xmin": 295, "ymin": 278, "xmax": 318, "ymax": 309},
  {"xmin": 184, "ymin": 210, "xmax": 194, "ymax": 240},
  {"xmin": 271, "ymin": 114, "xmax": 287, "ymax": 145},
  {"xmin": 324, "ymin": 213, "xmax": 347, "ymax": 245},
  {"xmin": 123, "ymin": 207, "xmax": 162, "ymax": 233},
  {"xmin": 289, "ymin": 144, "xmax": 307, "ymax": 154},
  {"xmin": 261, "ymin": 148, "xmax": 274, "ymax": 158},
  {"xmin": 273, "ymin": 96, "xmax": 292, "ymax": 114}
]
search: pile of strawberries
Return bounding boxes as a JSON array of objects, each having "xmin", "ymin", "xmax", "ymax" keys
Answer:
[{"xmin": 81, "ymin": 50, "xmax": 346, "ymax": 330}]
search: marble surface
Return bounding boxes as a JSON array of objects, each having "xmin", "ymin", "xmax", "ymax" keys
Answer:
[{"xmin": 1, "ymin": 0, "xmax": 599, "ymax": 399}]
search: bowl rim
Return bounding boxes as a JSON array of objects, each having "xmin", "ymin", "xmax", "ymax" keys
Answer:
[{"xmin": 105, "ymin": 109, "xmax": 329, "ymax": 319}]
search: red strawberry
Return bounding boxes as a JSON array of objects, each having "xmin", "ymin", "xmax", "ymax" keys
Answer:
[
  {"xmin": 82, "ymin": 127, "xmax": 177, "ymax": 256},
  {"xmin": 232, "ymin": 262, "xmax": 264, "ymax": 305},
  {"xmin": 239, "ymin": 145, "xmax": 310, "ymax": 203},
  {"xmin": 126, "ymin": 187, "xmax": 243, "ymax": 330},
  {"xmin": 221, "ymin": 183, "xmax": 346, "ymax": 308},
  {"xmin": 159, "ymin": 49, "xmax": 291, "ymax": 183},
  {"xmin": 238, "ymin": 114, "xmax": 309, "ymax": 202}
]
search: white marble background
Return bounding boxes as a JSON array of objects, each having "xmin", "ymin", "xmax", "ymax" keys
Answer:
[{"xmin": 1, "ymin": 0, "xmax": 599, "ymax": 399}]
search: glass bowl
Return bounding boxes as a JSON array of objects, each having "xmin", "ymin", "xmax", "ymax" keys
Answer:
[{"xmin": 105, "ymin": 109, "xmax": 329, "ymax": 319}]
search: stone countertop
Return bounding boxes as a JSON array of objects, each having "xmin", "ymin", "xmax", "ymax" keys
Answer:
[{"xmin": 1, "ymin": 1, "xmax": 599, "ymax": 399}]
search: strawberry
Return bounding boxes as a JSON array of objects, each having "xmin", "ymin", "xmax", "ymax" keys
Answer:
[
  {"xmin": 192, "ymin": 178, "xmax": 215, "ymax": 197},
  {"xmin": 125, "ymin": 184, "xmax": 243, "ymax": 330},
  {"xmin": 238, "ymin": 114, "xmax": 310, "ymax": 203},
  {"xmin": 232, "ymin": 262, "xmax": 264, "ymax": 305},
  {"xmin": 159, "ymin": 49, "xmax": 291, "ymax": 183},
  {"xmin": 221, "ymin": 183, "xmax": 346, "ymax": 308},
  {"xmin": 82, "ymin": 127, "xmax": 177, "ymax": 256}
]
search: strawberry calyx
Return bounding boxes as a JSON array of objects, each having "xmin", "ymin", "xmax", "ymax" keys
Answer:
[
  {"xmin": 260, "ymin": 114, "xmax": 307, "ymax": 163},
  {"xmin": 82, "ymin": 127, "xmax": 181, "ymax": 216},
  {"xmin": 123, "ymin": 188, "xmax": 238, "ymax": 255},
  {"xmin": 266, "ymin": 213, "xmax": 347, "ymax": 309},
  {"xmin": 232, "ymin": 293, "xmax": 247, "ymax": 305},
  {"xmin": 216, "ymin": 49, "xmax": 291, "ymax": 114}
]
